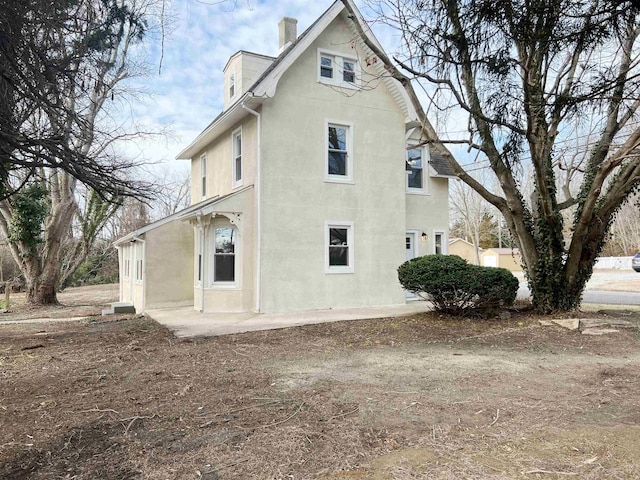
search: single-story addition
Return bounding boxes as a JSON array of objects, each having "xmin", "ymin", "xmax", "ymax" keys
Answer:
[{"xmin": 114, "ymin": 0, "xmax": 455, "ymax": 315}]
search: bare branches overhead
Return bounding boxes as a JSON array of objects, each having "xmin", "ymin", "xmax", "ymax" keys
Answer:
[
  {"xmin": 0, "ymin": 0, "xmax": 159, "ymax": 199},
  {"xmin": 353, "ymin": 0, "xmax": 640, "ymax": 311}
]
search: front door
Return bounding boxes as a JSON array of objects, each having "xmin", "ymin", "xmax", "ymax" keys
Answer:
[{"xmin": 405, "ymin": 232, "xmax": 417, "ymax": 299}]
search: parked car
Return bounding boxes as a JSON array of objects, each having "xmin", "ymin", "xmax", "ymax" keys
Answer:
[{"xmin": 633, "ymin": 253, "xmax": 640, "ymax": 272}]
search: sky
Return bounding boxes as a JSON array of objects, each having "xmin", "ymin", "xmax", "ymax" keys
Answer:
[{"xmin": 124, "ymin": 0, "xmax": 402, "ymax": 175}]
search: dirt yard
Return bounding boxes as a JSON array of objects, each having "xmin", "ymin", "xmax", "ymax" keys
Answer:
[{"xmin": 1, "ymin": 291, "xmax": 639, "ymax": 479}]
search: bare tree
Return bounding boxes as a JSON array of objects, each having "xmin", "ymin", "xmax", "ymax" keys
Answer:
[
  {"xmin": 346, "ymin": 0, "xmax": 640, "ymax": 311},
  {"xmin": 148, "ymin": 166, "xmax": 191, "ymax": 220},
  {"xmin": 450, "ymin": 179, "xmax": 491, "ymax": 264},
  {"xmin": 0, "ymin": 0, "xmax": 156, "ymax": 198},
  {"xmin": 0, "ymin": 0, "xmax": 164, "ymax": 304}
]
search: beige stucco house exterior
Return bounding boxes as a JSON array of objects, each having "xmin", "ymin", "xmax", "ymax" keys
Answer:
[{"xmin": 114, "ymin": 0, "xmax": 454, "ymax": 314}]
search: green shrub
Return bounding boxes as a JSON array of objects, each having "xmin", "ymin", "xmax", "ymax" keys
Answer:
[{"xmin": 397, "ymin": 254, "xmax": 519, "ymax": 315}]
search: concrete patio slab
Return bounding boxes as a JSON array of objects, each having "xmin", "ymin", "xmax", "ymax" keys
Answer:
[{"xmin": 145, "ymin": 301, "xmax": 431, "ymax": 338}]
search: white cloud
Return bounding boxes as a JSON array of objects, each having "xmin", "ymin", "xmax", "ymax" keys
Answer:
[{"xmin": 119, "ymin": 0, "xmax": 474, "ymax": 171}]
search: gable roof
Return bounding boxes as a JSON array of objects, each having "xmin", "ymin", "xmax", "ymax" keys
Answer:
[
  {"xmin": 449, "ymin": 237, "xmax": 477, "ymax": 248},
  {"xmin": 175, "ymin": 0, "xmax": 418, "ymax": 161},
  {"xmin": 113, "ymin": 186, "xmax": 253, "ymax": 246}
]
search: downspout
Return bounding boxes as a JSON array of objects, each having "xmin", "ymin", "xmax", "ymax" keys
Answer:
[{"xmin": 242, "ymin": 99, "xmax": 262, "ymax": 313}]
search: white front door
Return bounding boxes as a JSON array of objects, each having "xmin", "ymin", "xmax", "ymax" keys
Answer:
[
  {"xmin": 405, "ymin": 232, "xmax": 417, "ymax": 299},
  {"xmin": 406, "ymin": 232, "xmax": 416, "ymax": 262}
]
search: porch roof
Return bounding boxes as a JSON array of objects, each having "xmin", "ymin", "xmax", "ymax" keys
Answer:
[{"xmin": 113, "ymin": 186, "xmax": 253, "ymax": 246}]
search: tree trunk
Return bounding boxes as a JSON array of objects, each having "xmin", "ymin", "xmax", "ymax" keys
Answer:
[{"xmin": 26, "ymin": 272, "xmax": 59, "ymax": 304}]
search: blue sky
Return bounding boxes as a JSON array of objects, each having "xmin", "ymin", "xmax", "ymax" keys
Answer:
[
  {"xmin": 125, "ymin": 0, "xmax": 369, "ymax": 173},
  {"xmin": 123, "ymin": 0, "xmax": 468, "ymax": 176}
]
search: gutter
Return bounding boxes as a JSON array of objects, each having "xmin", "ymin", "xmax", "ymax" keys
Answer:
[{"xmin": 242, "ymin": 98, "xmax": 262, "ymax": 313}]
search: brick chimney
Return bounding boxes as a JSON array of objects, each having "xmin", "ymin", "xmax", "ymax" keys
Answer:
[{"xmin": 278, "ymin": 17, "xmax": 298, "ymax": 50}]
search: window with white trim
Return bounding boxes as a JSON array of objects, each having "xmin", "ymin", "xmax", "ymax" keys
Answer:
[
  {"xmin": 229, "ymin": 72, "xmax": 235, "ymax": 99},
  {"xmin": 195, "ymin": 229, "xmax": 203, "ymax": 285},
  {"xmin": 434, "ymin": 232, "xmax": 445, "ymax": 254},
  {"xmin": 232, "ymin": 128, "xmax": 242, "ymax": 187},
  {"xmin": 406, "ymin": 145, "xmax": 427, "ymax": 193},
  {"xmin": 318, "ymin": 50, "xmax": 360, "ymax": 88},
  {"xmin": 325, "ymin": 221, "xmax": 354, "ymax": 273},
  {"xmin": 123, "ymin": 247, "xmax": 131, "ymax": 279},
  {"xmin": 213, "ymin": 226, "xmax": 236, "ymax": 283},
  {"xmin": 326, "ymin": 122, "xmax": 353, "ymax": 182},
  {"xmin": 133, "ymin": 243, "xmax": 143, "ymax": 283},
  {"xmin": 200, "ymin": 154, "xmax": 207, "ymax": 199}
]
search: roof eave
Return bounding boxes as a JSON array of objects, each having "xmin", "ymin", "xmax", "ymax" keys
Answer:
[{"xmin": 175, "ymin": 93, "xmax": 261, "ymax": 160}]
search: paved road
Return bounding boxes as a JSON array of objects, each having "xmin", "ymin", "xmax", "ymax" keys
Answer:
[
  {"xmin": 517, "ymin": 283, "xmax": 640, "ymax": 306},
  {"xmin": 583, "ymin": 290, "xmax": 640, "ymax": 306}
]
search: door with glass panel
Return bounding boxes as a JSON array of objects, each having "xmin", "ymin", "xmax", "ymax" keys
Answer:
[{"xmin": 405, "ymin": 232, "xmax": 417, "ymax": 299}]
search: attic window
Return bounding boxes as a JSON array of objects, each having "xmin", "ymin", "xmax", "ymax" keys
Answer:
[
  {"xmin": 343, "ymin": 61, "xmax": 355, "ymax": 83},
  {"xmin": 229, "ymin": 73, "xmax": 235, "ymax": 99},
  {"xmin": 320, "ymin": 56, "xmax": 333, "ymax": 78},
  {"xmin": 318, "ymin": 49, "xmax": 359, "ymax": 89}
]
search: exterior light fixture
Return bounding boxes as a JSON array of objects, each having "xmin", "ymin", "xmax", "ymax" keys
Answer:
[{"xmin": 421, "ymin": 232, "xmax": 427, "ymax": 241}]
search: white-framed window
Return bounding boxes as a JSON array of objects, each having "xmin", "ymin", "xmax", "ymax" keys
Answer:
[
  {"xmin": 325, "ymin": 221, "xmax": 354, "ymax": 274},
  {"xmin": 133, "ymin": 243, "xmax": 143, "ymax": 284},
  {"xmin": 195, "ymin": 227, "xmax": 203, "ymax": 286},
  {"xmin": 200, "ymin": 153, "xmax": 207, "ymax": 199},
  {"xmin": 229, "ymin": 72, "xmax": 236, "ymax": 99},
  {"xmin": 326, "ymin": 121, "xmax": 353, "ymax": 183},
  {"xmin": 212, "ymin": 226, "xmax": 236, "ymax": 284},
  {"xmin": 232, "ymin": 128, "xmax": 242, "ymax": 187},
  {"xmin": 406, "ymin": 145, "xmax": 427, "ymax": 193},
  {"xmin": 434, "ymin": 231, "xmax": 446, "ymax": 254},
  {"xmin": 123, "ymin": 247, "xmax": 131, "ymax": 279},
  {"xmin": 317, "ymin": 49, "xmax": 360, "ymax": 88}
]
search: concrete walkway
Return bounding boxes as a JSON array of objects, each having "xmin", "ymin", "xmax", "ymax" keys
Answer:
[{"xmin": 145, "ymin": 302, "xmax": 431, "ymax": 338}]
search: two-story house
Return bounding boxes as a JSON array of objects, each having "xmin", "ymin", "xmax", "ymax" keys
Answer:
[{"xmin": 114, "ymin": 0, "xmax": 454, "ymax": 314}]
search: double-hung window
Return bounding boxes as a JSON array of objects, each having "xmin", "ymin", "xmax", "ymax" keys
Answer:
[
  {"xmin": 232, "ymin": 128, "xmax": 242, "ymax": 187},
  {"xmin": 326, "ymin": 122, "xmax": 353, "ymax": 182},
  {"xmin": 213, "ymin": 227, "xmax": 236, "ymax": 283},
  {"xmin": 406, "ymin": 145, "xmax": 427, "ymax": 193},
  {"xmin": 325, "ymin": 221, "xmax": 354, "ymax": 273},
  {"xmin": 318, "ymin": 50, "xmax": 359, "ymax": 88},
  {"xmin": 320, "ymin": 56, "xmax": 333, "ymax": 79},
  {"xmin": 200, "ymin": 154, "xmax": 207, "ymax": 199}
]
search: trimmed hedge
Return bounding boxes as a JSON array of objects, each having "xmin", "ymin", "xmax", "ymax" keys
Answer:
[{"xmin": 398, "ymin": 254, "xmax": 519, "ymax": 315}]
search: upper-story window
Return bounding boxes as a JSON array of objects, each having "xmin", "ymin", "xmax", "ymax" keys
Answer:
[
  {"xmin": 326, "ymin": 121, "xmax": 353, "ymax": 183},
  {"xmin": 200, "ymin": 153, "xmax": 207, "ymax": 199},
  {"xmin": 232, "ymin": 128, "xmax": 242, "ymax": 187},
  {"xmin": 318, "ymin": 49, "xmax": 359, "ymax": 88},
  {"xmin": 406, "ymin": 145, "xmax": 427, "ymax": 194},
  {"xmin": 229, "ymin": 73, "xmax": 236, "ymax": 99}
]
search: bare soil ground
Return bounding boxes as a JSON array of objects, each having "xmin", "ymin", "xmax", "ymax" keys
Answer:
[
  {"xmin": 0, "ymin": 284, "xmax": 119, "ymax": 321},
  {"xmin": 1, "ymin": 292, "xmax": 639, "ymax": 479}
]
